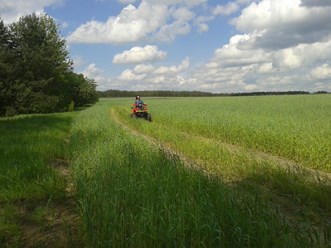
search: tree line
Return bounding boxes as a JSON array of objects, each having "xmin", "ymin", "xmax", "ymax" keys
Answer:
[
  {"xmin": 0, "ymin": 14, "xmax": 98, "ymax": 117},
  {"xmin": 98, "ymin": 89, "xmax": 327, "ymax": 98}
]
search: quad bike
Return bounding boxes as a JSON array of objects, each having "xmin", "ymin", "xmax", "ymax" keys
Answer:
[{"xmin": 130, "ymin": 103, "xmax": 152, "ymax": 122}]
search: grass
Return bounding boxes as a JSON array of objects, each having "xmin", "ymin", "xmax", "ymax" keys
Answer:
[
  {"xmin": 0, "ymin": 114, "xmax": 72, "ymax": 201},
  {"xmin": 113, "ymin": 96, "xmax": 331, "ymax": 213},
  {"xmin": 1, "ymin": 95, "xmax": 330, "ymax": 247},
  {"xmin": 116, "ymin": 95, "xmax": 331, "ymax": 171},
  {"xmin": 70, "ymin": 99, "xmax": 329, "ymax": 247},
  {"xmin": 0, "ymin": 112, "xmax": 79, "ymax": 247}
]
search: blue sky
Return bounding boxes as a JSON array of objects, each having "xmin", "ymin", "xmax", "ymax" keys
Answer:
[{"xmin": 1, "ymin": 0, "xmax": 331, "ymax": 92}]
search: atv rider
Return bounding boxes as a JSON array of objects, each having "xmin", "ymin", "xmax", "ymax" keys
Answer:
[{"xmin": 134, "ymin": 95, "xmax": 144, "ymax": 110}]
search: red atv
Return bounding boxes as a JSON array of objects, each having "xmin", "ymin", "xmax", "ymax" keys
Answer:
[{"xmin": 130, "ymin": 102, "xmax": 152, "ymax": 122}]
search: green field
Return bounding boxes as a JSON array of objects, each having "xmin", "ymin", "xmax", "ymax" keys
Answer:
[{"xmin": 1, "ymin": 95, "xmax": 330, "ymax": 247}]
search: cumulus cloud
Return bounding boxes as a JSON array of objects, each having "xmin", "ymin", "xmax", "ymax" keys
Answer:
[
  {"xmin": 82, "ymin": 63, "xmax": 104, "ymax": 79},
  {"xmin": 232, "ymin": 0, "xmax": 331, "ymax": 50},
  {"xmin": 172, "ymin": 6, "xmax": 195, "ymax": 22},
  {"xmin": 153, "ymin": 20, "xmax": 191, "ymax": 42},
  {"xmin": 0, "ymin": 0, "xmax": 62, "ymax": 23},
  {"xmin": 67, "ymin": 0, "xmax": 210, "ymax": 44},
  {"xmin": 207, "ymin": 34, "xmax": 270, "ymax": 68},
  {"xmin": 116, "ymin": 57, "xmax": 190, "ymax": 89},
  {"xmin": 213, "ymin": 2, "xmax": 240, "ymax": 16},
  {"xmin": 67, "ymin": 2, "xmax": 168, "ymax": 44},
  {"xmin": 310, "ymin": 64, "xmax": 331, "ymax": 80},
  {"xmin": 194, "ymin": 15, "xmax": 214, "ymax": 32},
  {"xmin": 113, "ymin": 45, "xmax": 167, "ymax": 64}
]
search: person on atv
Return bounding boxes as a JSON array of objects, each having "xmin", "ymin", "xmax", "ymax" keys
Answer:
[{"xmin": 134, "ymin": 95, "xmax": 144, "ymax": 110}]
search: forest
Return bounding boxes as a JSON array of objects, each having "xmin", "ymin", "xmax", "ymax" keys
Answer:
[{"xmin": 98, "ymin": 89, "xmax": 328, "ymax": 98}]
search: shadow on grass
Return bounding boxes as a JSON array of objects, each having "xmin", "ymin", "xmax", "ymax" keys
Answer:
[{"xmin": 0, "ymin": 113, "xmax": 73, "ymax": 132}]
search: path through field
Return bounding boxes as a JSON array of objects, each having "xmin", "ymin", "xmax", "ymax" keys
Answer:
[
  {"xmin": 111, "ymin": 108, "xmax": 331, "ymax": 235},
  {"xmin": 111, "ymin": 108, "xmax": 331, "ymax": 182}
]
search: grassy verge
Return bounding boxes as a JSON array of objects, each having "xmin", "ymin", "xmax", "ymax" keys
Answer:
[
  {"xmin": 0, "ymin": 112, "xmax": 81, "ymax": 247},
  {"xmin": 71, "ymin": 100, "xmax": 327, "ymax": 247}
]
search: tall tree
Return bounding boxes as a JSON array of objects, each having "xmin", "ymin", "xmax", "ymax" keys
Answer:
[
  {"xmin": 0, "ymin": 18, "xmax": 15, "ymax": 115},
  {"xmin": 10, "ymin": 13, "xmax": 72, "ymax": 80},
  {"xmin": 0, "ymin": 14, "xmax": 98, "ymax": 116},
  {"xmin": 9, "ymin": 14, "xmax": 73, "ymax": 113}
]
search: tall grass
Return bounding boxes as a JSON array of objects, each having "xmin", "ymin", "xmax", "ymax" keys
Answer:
[
  {"xmin": 0, "ymin": 112, "xmax": 75, "ymax": 246},
  {"xmin": 70, "ymin": 100, "xmax": 325, "ymax": 247},
  {"xmin": 121, "ymin": 95, "xmax": 330, "ymax": 171},
  {"xmin": 114, "ymin": 96, "xmax": 331, "ymax": 204},
  {"xmin": 0, "ymin": 113, "xmax": 73, "ymax": 201}
]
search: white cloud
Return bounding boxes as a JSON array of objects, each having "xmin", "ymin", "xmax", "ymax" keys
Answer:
[
  {"xmin": 232, "ymin": 0, "xmax": 331, "ymax": 50},
  {"xmin": 118, "ymin": 69, "xmax": 147, "ymax": 81},
  {"xmin": 172, "ymin": 7, "xmax": 195, "ymax": 22},
  {"xmin": 272, "ymin": 40, "xmax": 331, "ymax": 70},
  {"xmin": 133, "ymin": 64, "xmax": 155, "ymax": 74},
  {"xmin": 257, "ymin": 63, "xmax": 274, "ymax": 73},
  {"xmin": 0, "ymin": 0, "xmax": 63, "ymax": 23},
  {"xmin": 310, "ymin": 64, "xmax": 331, "ymax": 80},
  {"xmin": 82, "ymin": 63, "xmax": 103, "ymax": 78},
  {"xmin": 113, "ymin": 45, "xmax": 167, "ymax": 64},
  {"xmin": 67, "ymin": 2, "xmax": 168, "ymax": 44},
  {"xmin": 116, "ymin": 57, "xmax": 190, "ymax": 89},
  {"xmin": 81, "ymin": 63, "xmax": 113, "ymax": 91},
  {"xmin": 213, "ymin": 2, "xmax": 240, "ymax": 16},
  {"xmin": 72, "ymin": 56, "xmax": 85, "ymax": 69},
  {"xmin": 67, "ymin": 0, "xmax": 210, "ymax": 44},
  {"xmin": 194, "ymin": 15, "xmax": 214, "ymax": 33},
  {"xmin": 153, "ymin": 20, "xmax": 191, "ymax": 42},
  {"xmin": 208, "ymin": 34, "xmax": 270, "ymax": 68}
]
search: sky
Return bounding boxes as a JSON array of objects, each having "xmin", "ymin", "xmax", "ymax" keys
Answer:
[{"xmin": 1, "ymin": 0, "xmax": 331, "ymax": 93}]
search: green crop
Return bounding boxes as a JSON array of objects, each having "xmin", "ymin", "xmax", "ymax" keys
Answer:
[{"xmin": 71, "ymin": 98, "xmax": 330, "ymax": 247}]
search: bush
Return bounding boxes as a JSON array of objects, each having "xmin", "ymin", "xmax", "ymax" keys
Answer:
[{"xmin": 68, "ymin": 100, "xmax": 75, "ymax": 112}]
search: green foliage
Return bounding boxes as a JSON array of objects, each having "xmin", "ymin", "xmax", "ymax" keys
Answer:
[
  {"xmin": 0, "ymin": 15, "xmax": 98, "ymax": 116},
  {"xmin": 68, "ymin": 100, "xmax": 75, "ymax": 112}
]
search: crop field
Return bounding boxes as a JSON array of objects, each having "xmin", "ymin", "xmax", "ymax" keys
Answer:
[
  {"xmin": 1, "ymin": 95, "xmax": 330, "ymax": 247},
  {"xmin": 70, "ymin": 95, "xmax": 330, "ymax": 247}
]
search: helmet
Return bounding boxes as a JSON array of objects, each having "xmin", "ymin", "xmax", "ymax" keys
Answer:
[{"xmin": 136, "ymin": 95, "xmax": 140, "ymax": 100}]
